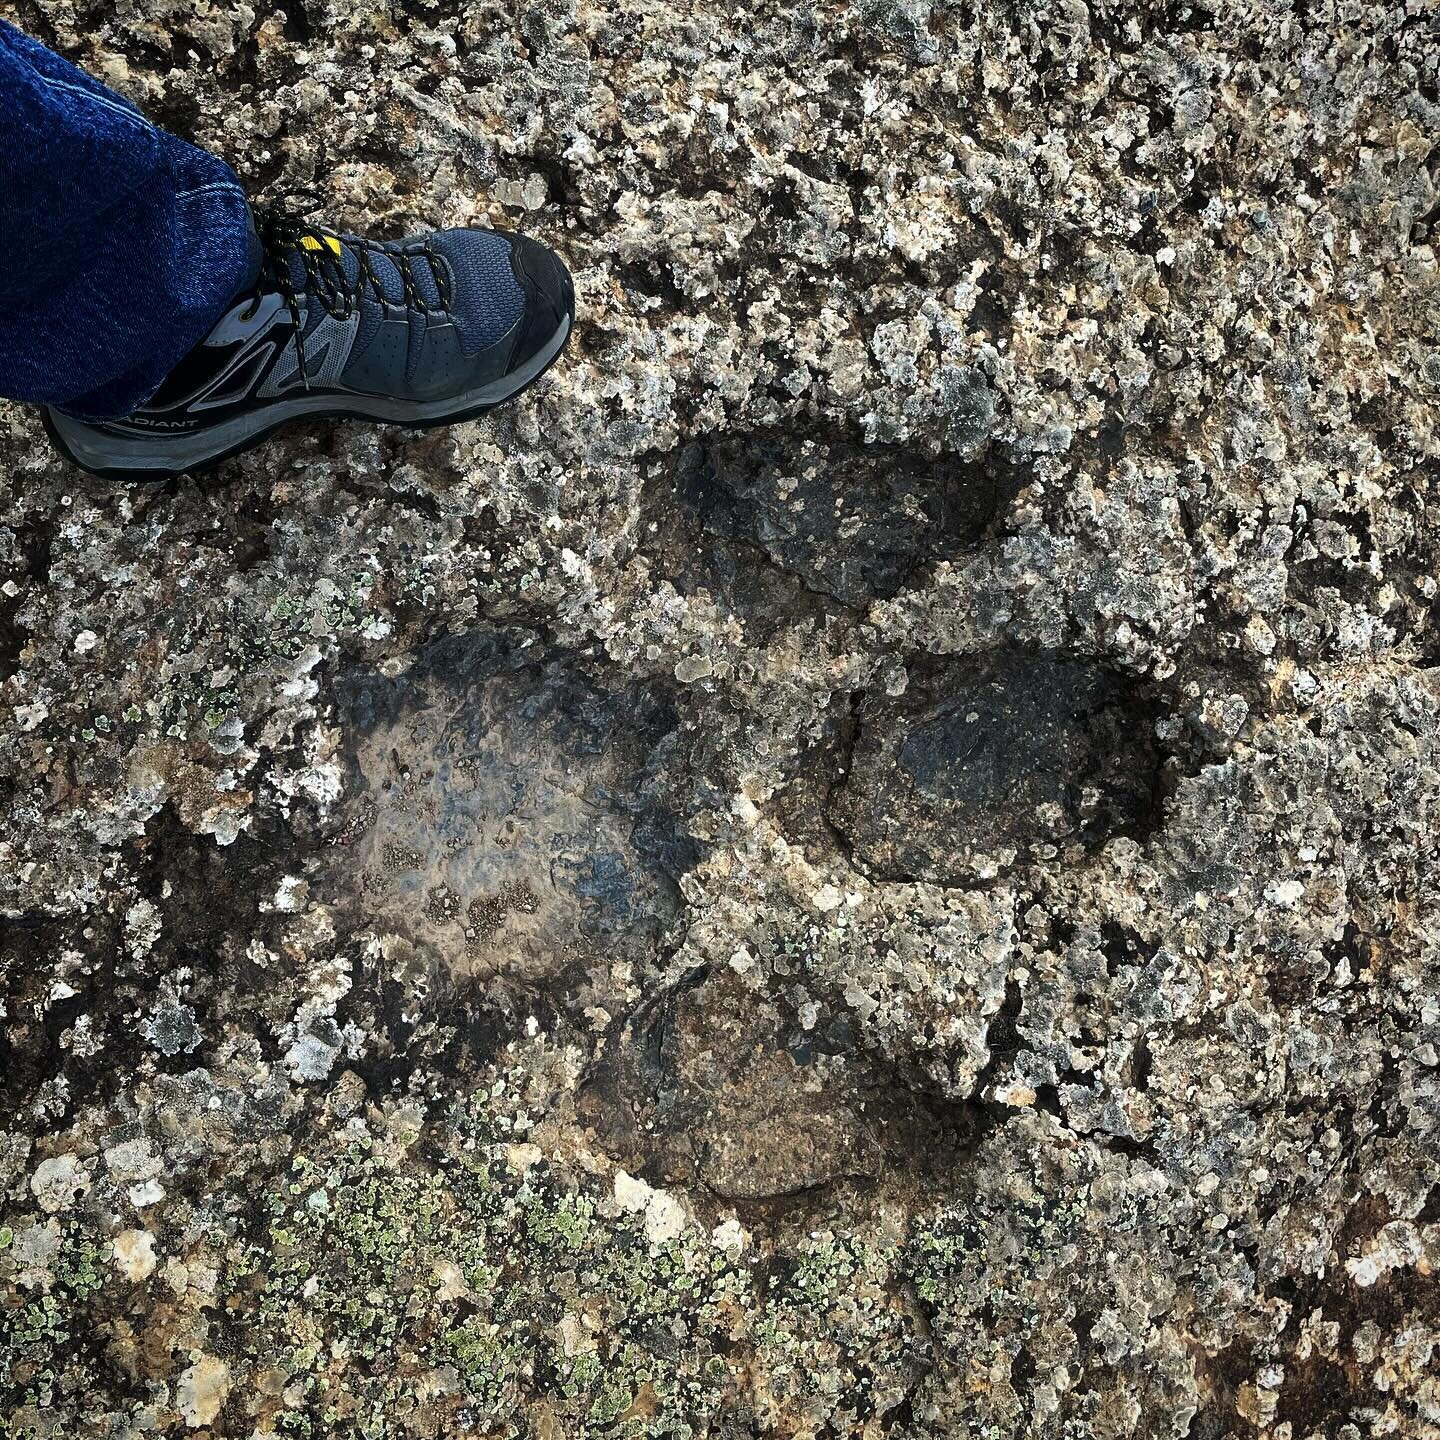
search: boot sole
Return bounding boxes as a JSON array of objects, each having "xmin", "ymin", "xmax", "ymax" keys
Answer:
[{"xmin": 43, "ymin": 310, "xmax": 573, "ymax": 482}]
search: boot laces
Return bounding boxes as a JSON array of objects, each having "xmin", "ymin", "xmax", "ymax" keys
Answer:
[{"xmin": 249, "ymin": 192, "xmax": 454, "ymax": 391}]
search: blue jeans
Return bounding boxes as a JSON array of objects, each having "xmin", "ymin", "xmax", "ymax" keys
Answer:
[{"xmin": 0, "ymin": 20, "xmax": 253, "ymax": 419}]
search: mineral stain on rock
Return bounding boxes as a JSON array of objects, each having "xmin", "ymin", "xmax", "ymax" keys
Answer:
[
  {"xmin": 829, "ymin": 649, "xmax": 1165, "ymax": 881},
  {"xmin": 327, "ymin": 631, "xmax": 698, "ymax": 984}
]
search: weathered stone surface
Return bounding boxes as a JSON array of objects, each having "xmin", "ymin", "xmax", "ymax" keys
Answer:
[
  {"xmin": 674, "ymin": 427, "xmax": 1010, "ymax": 607},
  {"xmin": 830, "ymin": 648, "xmax": 1165, "ymax": 880},
  {"xmin": 329, "ymin": 629, "xmax": 695, "ymax": 990},
  {"xmin": 2, "ymin": 0, "xmax": 1438, "ymax": 1435}
]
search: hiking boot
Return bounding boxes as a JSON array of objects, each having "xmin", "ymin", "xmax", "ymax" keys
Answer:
[{"xmin": 44, "ymin": 199, "xmax": 574, "ymax": 479}]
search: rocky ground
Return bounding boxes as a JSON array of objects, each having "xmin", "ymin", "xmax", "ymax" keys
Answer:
[{"xmin": 2, "ymin": 0, "xmax": 1439, "ymax": 1435}]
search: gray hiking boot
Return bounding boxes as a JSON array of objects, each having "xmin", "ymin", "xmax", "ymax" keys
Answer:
[{"xmin": 45, "ymin": 199, "xmax": 575, "ymax": 479}]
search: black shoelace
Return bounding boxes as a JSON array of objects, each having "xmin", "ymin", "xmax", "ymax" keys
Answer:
[{"xmin": 248, "ymin": 194, "xmax": 453, "ymax": 391}]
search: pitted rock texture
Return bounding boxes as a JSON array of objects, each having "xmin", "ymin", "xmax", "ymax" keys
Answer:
[{"xmin": 2, "ymin": 0, "xmax": 1439, "ymax": 1437}]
